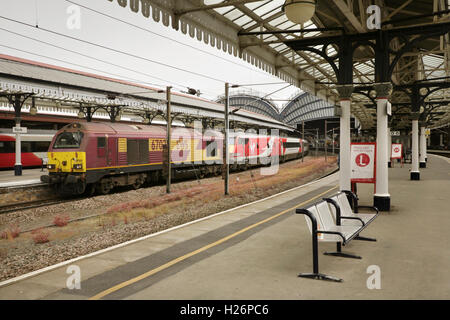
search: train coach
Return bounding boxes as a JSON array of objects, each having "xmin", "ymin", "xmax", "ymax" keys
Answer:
[
  {"xmin": 0, "ymin": 133, "xmax": 54, "ymax": 169},
  {"xmin": 40, "ymin": 122, "xmax": 308, "ymax": 195}
]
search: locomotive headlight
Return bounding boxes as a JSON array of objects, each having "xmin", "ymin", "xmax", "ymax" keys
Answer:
[
  {"xmin": 47, "ymin": 164, "xmax": 56, "ymax": 170},
  {"xmin": 73, "ymin": 164, "xmax": 83, "ymax": 170}
]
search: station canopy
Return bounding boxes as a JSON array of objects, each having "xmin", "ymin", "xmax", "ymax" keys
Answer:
[{"xmin": 108, "ymin": 0, "xmax": 450, "ymax": 130}]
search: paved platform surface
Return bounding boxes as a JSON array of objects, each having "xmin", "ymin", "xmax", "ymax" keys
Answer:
[
  {"xmin": 0, "ymin": 168, "xmax": 46, "ymax": 188},
  {"xmin": 0, "ymin": 154, "xmax": 449, "ymax": 299}
]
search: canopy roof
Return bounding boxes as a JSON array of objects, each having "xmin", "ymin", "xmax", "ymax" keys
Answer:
[{"xmin": 109, "ymin": 0, "xmax": 450, "ymax": 130}]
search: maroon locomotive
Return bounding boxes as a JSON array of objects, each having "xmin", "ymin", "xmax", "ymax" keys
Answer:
[{"xmin": 41, "ymin": 122, "xmax": 308, "ymax": 195}]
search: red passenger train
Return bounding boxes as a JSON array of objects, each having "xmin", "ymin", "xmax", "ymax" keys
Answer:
[
  {"xmin": 41, "ymin": 122, "xmax": 309, "ymax": 195},
  {"xmin": 0, "ymin": 134, "xmax": 53, "ymax": 169}
]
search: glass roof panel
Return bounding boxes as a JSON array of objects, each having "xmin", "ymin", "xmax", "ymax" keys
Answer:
[
  {"xmin": 274, "ymin": 20, "xmax": 297, "ymax": 30},
  {"xmin": 223, "ymin": 8, "xmax": 245, "ymax": 21},
  {"xmin": 244, "ymin": 0, "xmax": 272, "ymax": 11},
  {"xmin": 233, "ymin": 15, "xmax": 253, "ymax": 26},
  {"xmin": 252, "ymin": 0, "xmax": 284, "ymax": 16},
  {"xmin": 268, "ymin": 15, "xmax": 289, "ymax": 27},
  {"xmin": 213, "ymin": 6, "xmax": 235, "ymax": 15}
]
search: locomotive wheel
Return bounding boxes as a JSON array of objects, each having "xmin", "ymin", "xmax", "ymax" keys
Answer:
[
  {"xmin": 96, "ymin": 182, "xmax": 111, "ymax": 195},
  {"xmin": 132, "ymin": 180, "xmax": 142, "ymax": 190},
  {"xmin": 75, "ymin": 181, "xmax": 86, "ymax": 195},
  {"xmin": 85, "ymin": 183, "xmax": 96, "ymax": 196}
]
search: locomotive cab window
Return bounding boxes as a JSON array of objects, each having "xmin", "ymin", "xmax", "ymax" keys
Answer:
[
  {"xmin": 97, "ymin": 137, "xmax": 106, "ymax": 148},
  {"xmin": 53, "ymin": 132, "xmax": 83, "ymax": 149},
  {"xmin": 97, "ymin": 137, "xmax": 106, "ymax": 157}
]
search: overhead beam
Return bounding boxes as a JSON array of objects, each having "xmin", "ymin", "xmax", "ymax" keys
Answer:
[
  {"xmin": 333, "ymin": 0, "xmax": 366, "ymax": 33},
  {"xmin": 383, "ymin": 0, "xmax": 414, "ymax": 22}
]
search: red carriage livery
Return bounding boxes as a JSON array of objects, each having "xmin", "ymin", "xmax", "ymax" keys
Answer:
[
  {"xmin": 41, "ymin": 122, "xmax": 309, "ymax": 195},
  {"xmin": 0, "ymin": 133, "xmax": 53, "ymax": 169}
]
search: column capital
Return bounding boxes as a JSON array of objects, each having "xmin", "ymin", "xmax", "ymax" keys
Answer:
[
  {"xmin": 336, "ymin": 84, "xmax": 354, "ymax": 100},
  {"xmin": 374, "ymin": 82, "xmax": 393, "ymax": 98}
]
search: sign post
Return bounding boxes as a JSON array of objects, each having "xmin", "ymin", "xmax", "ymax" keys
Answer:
[
  {"xmin": 390, "ymin": 143, "xmax": 403, "ymax": 167},
  {"xmin": 351, "ymin": 142, "xmax": 376, "ymax": 193}
]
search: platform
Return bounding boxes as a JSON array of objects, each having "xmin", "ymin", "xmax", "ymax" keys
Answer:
[
  {"xmin": 0, "ymin": 154, "xmax": 449, "ymax": 300},
  {"xmin": 0, "ymin": 168, "xmax": 47, "ymax": 188}
]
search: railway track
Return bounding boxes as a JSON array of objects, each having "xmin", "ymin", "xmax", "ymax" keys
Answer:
[
  {"xmin": 0, "ymin": 199, "xmax": 70, "ymax": 215},
  {"xmin": 1, "ymin": 154, "xmax": 328, "ymax": 216}
]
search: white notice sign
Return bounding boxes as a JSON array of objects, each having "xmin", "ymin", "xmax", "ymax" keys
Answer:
[
  {"xmin": 351, "ymin": 143, "xmax": 376, "ymax": 183},
  {"xmin": 13, "ymin": 127, "xmax": 27, "ymax": 134},
  {"xmin": 391, "ymin": 143, "xmax": 402, "ymax": 159}
]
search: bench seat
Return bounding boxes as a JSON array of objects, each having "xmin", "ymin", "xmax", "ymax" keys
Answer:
[{"xmin": 324, "ymin": 192, "xmax": 378, "ymax": 242}]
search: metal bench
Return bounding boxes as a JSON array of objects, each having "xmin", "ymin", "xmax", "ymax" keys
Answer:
[
  {"xmin": 324, "ymin": 191, "xmax": 378, "ymax": 242},
  {"xmin": 296, "ymin": 201, "xmax": 364, "ymax": 282}
]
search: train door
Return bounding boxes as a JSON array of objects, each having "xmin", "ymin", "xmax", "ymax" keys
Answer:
[
  {"xmin": 107, "ymin": 137, "xmax": 115, "ymax": 167},
  {"xmin": 97, "ymin": 136, "xmax": 107, "ymax": 168}
]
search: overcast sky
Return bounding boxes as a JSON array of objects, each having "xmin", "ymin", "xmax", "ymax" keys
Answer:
[{"xmin": 0, "ymin": 0, "xmax": 302, "ymax": 109}]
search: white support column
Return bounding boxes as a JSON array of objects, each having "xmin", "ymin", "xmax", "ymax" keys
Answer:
[
  {"xmin": 336, "ymin": 85, "xmax": 353, "ymax": 192},
  {"xmin": 419, "ymin": 126, "xmax": 427, "ymax": 168},
  {"xmin": 14, "ymin": 120, "xmax": 22, "ymax": 176},
  {"xmin": 388, "ymin": 127, "xmax": 392, "ymax": 168},
  {"xmin": 373, "ymin": 83, "xmax": 392, "ymax": 211},
  {"xmin": 14, "ymin": 122, "xmax": 22, "ymax": 176},
  {"xmin": 411, "ymin": 119, "xmax": 420, "ymax": 180}
]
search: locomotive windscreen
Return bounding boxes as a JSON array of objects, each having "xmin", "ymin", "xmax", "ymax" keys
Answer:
[{"xmin": 53, "ymin": 132, "xmax": 84, "ymax": 149}]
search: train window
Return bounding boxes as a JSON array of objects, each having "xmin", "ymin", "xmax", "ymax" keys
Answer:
[
  {"xmin": 53, "ymin": 131, "xmax": 84, "ymax": 149},
  {"xmin": 0, "ymin": 141, "xmax": 14, "ymax": 153},
  {"xmin": 283, "ymin": 142, "xmax": 300, "ymax": 149},
  {"xmin": 21, "ymin": 142, "xmax": 32, "ymax": 153},
  {"xmin": 97, "ymin": 137, "xmax": 106, "ymax": 148},
  {"xmin": 33, "ymin": 141, "xmax": 51, "ymax": 152},
  {"xmin": 206, "ymin": 140, "xmax": 217, "ymax": 157}
]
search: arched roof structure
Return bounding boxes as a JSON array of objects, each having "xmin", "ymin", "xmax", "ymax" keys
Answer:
[
  {"xmin": 217, "ymin": 93, "xmax": 280, "ymax": 120},
  {"xmin": 280, "ymin": 92, "xmax": 335, "ymax": 125},
  {"xmin": 108, "ymin": 0, "xmax": 450, "ymax": 131},
  {"xmin": 221, "ymin": 92, "xmax": 340, "ymax": 126}
]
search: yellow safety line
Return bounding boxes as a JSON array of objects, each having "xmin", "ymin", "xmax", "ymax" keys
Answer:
[{"xmin": 89, "ymin": 185, "xmax": 338, "ymax": 300}]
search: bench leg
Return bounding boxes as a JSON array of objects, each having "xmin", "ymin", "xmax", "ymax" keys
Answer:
[
  {"xmin": 354, "ymin": 235, "xmax": 377, "ymax": 242},
  {"xmin": 298, "ymin": 273, "xmax": 342, "ymax": 282},
  {"xmin": 324, "ymin": 243, "xmax": 362, "ymax": 259},
  {"xmin": 324, "ymin": 251, "xmax": 362, "ymax": 259},
  {"xmin": 298, "ymin": 230, "xmax": 343, "ymax": 282}
]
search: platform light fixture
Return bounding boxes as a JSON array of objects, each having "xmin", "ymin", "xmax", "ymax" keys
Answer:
[
  {"xmin": 283, "ymin": 0, "xmax": 316, "ymax": 25},
  {"xmin": 29, "ymin": 106, "xmax": 37, "ymax": 115},
  {"xmin": 78, "ymin": 110, "xmax": 85, "ymax": 119},
  {"xmin": 29, "ymin": 97, "xmax": 37, "ymax": 115},
  {"xmin": 419, "ymin": 87, "xmax": 428, "ymax": 96}
]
